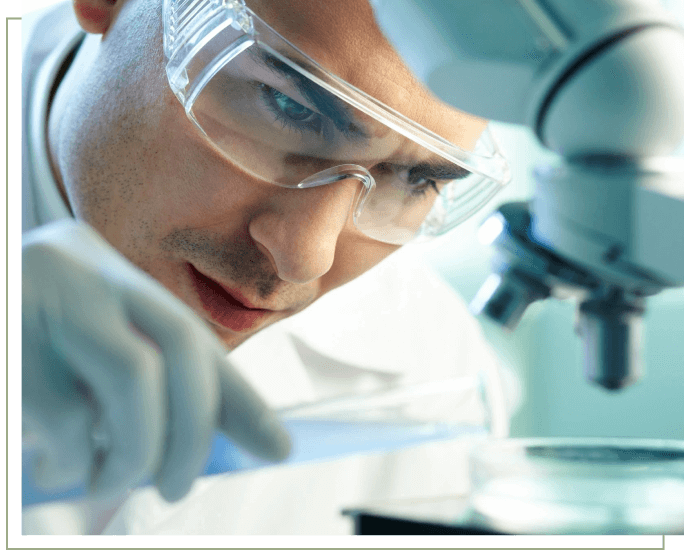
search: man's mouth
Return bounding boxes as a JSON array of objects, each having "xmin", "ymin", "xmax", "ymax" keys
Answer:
[{"xmin": 186, "ymin": 263, "xmax": 273, "ymax": 332}]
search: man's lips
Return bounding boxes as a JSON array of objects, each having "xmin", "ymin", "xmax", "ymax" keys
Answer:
[
  {"xmin": 187, "ymin": 263, "xmax": 270, "ymax": 311},
  {"xmin": 186, "ymin": 263, "xmax": 273, "ymax": 332}
]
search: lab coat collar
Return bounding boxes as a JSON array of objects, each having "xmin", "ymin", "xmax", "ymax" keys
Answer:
[{"xmin": 26, "ymin": 10, "xmax": 82, "ymax": 227}]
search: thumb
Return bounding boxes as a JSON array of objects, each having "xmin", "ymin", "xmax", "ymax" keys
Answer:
[{"xmin": 215, "ymin": 354, "xmax": 291, "ymax": 462}]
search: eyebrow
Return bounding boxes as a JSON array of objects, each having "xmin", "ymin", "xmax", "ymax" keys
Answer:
[
  {"xmin": 254, "ymin": 50, "xmax": 472, "ymax": 182},
  {"xmin": 407, "ymin": 161, "xmax": 472, "ymax": 181}
]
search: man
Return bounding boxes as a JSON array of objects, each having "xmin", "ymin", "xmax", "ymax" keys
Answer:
[{"xmin": 22, "ymin": 0, "xmax": 510, "ymax": 534}]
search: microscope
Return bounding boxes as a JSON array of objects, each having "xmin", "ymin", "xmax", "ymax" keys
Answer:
[
  {"xmin": 338, "ymin": 1, "xmax": 684, "ymax": 534},
  {"xmin": 371, "ymin": 0, "xmax": 684, "ymax": 391}
]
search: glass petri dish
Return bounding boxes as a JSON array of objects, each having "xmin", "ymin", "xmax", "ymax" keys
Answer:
[
  {"xmin": 23, "ymin": 374, "xmax": 496, "ymax": 507},
  {"xmin": 468, "ymin": 437, "xmax": 684, "ymax": 534}
]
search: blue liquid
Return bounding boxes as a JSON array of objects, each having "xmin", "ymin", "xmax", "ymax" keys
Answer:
[{"xmin": 23, "ymin": 419, "xmax": 486, "ymax": 507}]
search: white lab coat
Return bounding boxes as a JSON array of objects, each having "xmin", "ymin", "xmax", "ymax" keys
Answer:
[{"xmin": 21, "ymin": 3, "xmax": 511, "ymax": 535}]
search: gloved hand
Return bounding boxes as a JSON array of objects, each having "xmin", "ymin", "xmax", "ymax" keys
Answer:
[{"xmin": 22, "ymin": 219, "xmax": 291, "ymax": 503}]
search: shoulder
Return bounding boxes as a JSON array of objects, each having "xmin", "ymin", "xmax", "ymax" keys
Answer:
[{"xmin": 246, "ymin": 249, "xmax": 496, "ymax": 381}]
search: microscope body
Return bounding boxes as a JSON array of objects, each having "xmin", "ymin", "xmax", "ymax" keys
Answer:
[{"xmin": 371, "ymin": 0, "xmax": 684, "ymax": 390}]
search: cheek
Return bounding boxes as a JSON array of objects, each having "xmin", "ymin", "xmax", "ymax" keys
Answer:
[
  {"xmin": 156, "ymin": 121, "xmax": 269, "ymax": 227},
  {"xmin": 135, "ymin": 100, "xmax": 205, "ymax": 204},
  {"xmin": 60, "ymin": 103, "xmax": 198, "ymax": 251}
]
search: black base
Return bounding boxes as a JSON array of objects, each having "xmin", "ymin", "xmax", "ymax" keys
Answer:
[{"xmin": 352, "ymin": 513, "xmax": 502, "ymax": 535}]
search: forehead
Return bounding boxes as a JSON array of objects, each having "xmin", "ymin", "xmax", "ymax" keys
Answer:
[{"xmin": 246, "ymin": 0, "xmax": 486, "ymax": 150}]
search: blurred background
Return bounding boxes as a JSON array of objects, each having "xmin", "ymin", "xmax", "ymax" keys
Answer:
[{"xmin": 22, "ymin": 0, "xmax": 684, "ymax": 441}]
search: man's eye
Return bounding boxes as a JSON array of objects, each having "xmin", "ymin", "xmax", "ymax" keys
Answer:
[
  {"xmin": 258, "ymin": 83, "xmax": 322, "ymax": 133},
  {"xmin": 395, "ymin": 167, "xmax": 441, "ymax": 197},
  {"xmin": 408, "ymin": 177, "xmax": 440, "ymax": 197},
  {"xmin": 272, "ymin": 89, "xmax": 314, "ymax": 121}
]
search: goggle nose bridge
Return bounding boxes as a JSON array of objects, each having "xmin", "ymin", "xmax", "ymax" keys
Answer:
[
  {"xmin": 294, "ymin": 164, "xmax": 374, "ymax": 190},
  {"xmin": 289, "ymin": 164, "xmax": 376, "ymax": 217}
]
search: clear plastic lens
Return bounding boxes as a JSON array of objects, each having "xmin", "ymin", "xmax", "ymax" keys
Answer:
[{"xmin": 164, "ymin": 0, "xmax": 511, "ymax": 244}]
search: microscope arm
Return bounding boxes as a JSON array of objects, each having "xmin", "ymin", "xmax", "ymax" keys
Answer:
[{"xmin": 370, "ymin": 0, "xmax": 684, "ymax": 157}]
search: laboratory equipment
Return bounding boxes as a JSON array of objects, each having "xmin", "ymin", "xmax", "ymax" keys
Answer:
[
  {"xmin": 469, "ymin": 437, "xmax": 684, "ymax": 534},
  {"xmin": 344, "ymin": 437, "xmax": 684, "ymax": 534},
  {"xmin": 23, "ymin": 374, "xmax": 493, "ymax": 507},
  {"xmin": 371, "ymin": 0, "xmax": 684, "ymax": 391}
]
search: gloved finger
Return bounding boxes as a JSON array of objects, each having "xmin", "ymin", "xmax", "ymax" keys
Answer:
[
  {"xmin": 22, "ymin": 380, "xmax": 93, "ymax": 491},
  {"xmin": 22, "ymin": 314, "xmax": 94, "ymax": 490},
  {"xmin": 48, "ymin": 312, "xmax": 166, "ymax": 501},
  {"xmin": 215, "ymin": 355, "xmax": 291, "ymax": 463},
  {"xmin": 122, "ymin": 287, "xmax": 220, "ymax": 503}
]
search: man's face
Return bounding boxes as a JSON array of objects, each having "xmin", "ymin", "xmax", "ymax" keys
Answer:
[{"xmin": 50, "ymin": 0, "xmax": 487, "ymax": 350}]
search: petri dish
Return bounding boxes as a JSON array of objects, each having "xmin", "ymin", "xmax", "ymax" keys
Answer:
[
  {"xmin": 23, "ymin": 374, "xmax": 495, "ymax": 507},
  {"xmin": 468, "ymin": 437, "xmax": 684, "ymax": 534}
]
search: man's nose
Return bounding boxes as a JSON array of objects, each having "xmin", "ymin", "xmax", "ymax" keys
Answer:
[{"xmin": 248, "ymin": 180, "xmax": 361, "ymax": 284}]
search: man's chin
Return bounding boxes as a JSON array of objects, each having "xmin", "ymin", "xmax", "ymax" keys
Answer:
[{"xmin": 209, "ymin": 320, "xmax": 267, "ymax": 352}]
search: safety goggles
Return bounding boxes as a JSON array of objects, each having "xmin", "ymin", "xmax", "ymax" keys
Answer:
[{"xmin": 163, "ymin": 0, "xmax": 510, "ymax": 244}]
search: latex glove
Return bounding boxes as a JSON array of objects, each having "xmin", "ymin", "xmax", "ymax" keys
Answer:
[{"xmin": 22, "ymin": 219, "xmax": 291, "ymax": 503}]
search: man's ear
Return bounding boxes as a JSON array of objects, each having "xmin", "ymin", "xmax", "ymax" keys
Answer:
[{"xmin": 72, "ymin": 0, "xmax": 119, "ymax": 35}]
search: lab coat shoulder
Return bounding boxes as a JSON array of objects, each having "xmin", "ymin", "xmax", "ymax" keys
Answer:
[
  {"xmin": 22, "ymin": 2, "xmax": 79, "ymax": 233},
  {"xmin": 284, "ymin": 249, "xmax": 486, "ymax": 374}
]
